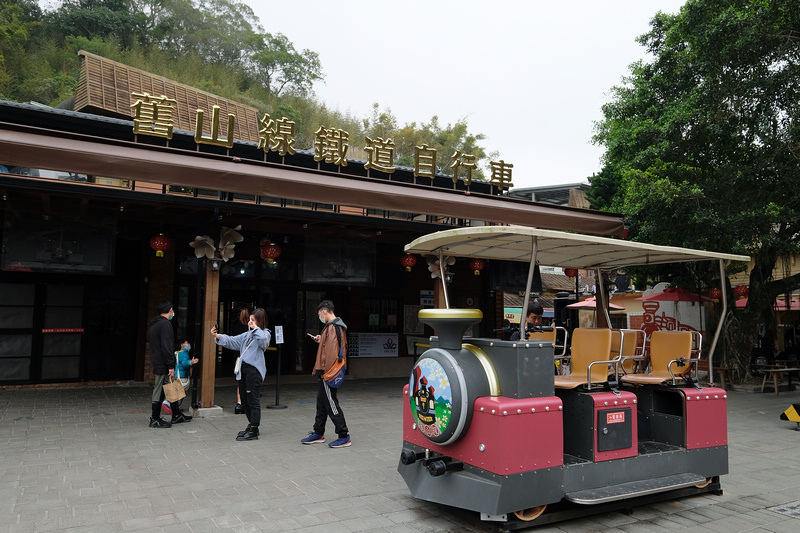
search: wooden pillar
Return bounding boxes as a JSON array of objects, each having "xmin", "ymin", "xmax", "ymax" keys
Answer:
[
  {"xmin": 200, "ymin": 263, "xmax": 219, "ymax": 407},
  {"xmin": 595, "ymin": 272, "xmax": 611, "ymax": 329},
  {"xmin": 434, "ymin": 279, "xmax": 448, "ymax": 309}
]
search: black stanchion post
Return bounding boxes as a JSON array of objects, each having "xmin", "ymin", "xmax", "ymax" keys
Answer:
[{"xmin": 267, "ymin": 324, "xmax": 287, "ymax": 409}]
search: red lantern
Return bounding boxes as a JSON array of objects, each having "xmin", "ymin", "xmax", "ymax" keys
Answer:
[
  {"xmin": 260, "ymin": 241, "xmax": 281, "ymax": 263},
  {"xmin": 400, "ymin": 253, "xmax": 417, "ymax": 272},
  {"xmin": 149, "ymin": 233, "xmax": 172, "ymax": 258},
  {"xmin": 733, "ymin": 285, "xmax": 749, "ymax": 300},
  {"xmin": 469, "ymin": 258, "xmax": 485, "ymax": 276},
  {"xmin": 564, "ymin": 268, "xmax": 579, "ymax": 278},
  {"xmin": 709, "ymin": 288, "xmax": 722, "ymax": 301}
]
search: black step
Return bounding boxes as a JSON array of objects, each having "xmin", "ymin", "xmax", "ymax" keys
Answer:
[{"xmin": 566, "ymin": 473, "xmax": 708, "ymax": 505}]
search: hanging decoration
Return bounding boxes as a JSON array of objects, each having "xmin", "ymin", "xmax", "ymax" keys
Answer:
[
  {"xmin": 260, "ymin": 237, "xmax": 282, "ymax": 263},
  {"xmin": 189, "ymin": 225, "xmax": 243, "ymax": 270},
  {"xmin": 468, "ymin": 258, "xmax": 485, "ymax": 276},
  {"xmin": 400, "ymin": 253, "xmax": 417, "ymax": 272},
  {"xmin": 149, "ymin": 233, "xmax": 172, "ymax": 258},
  {"xmin": 733, "ymin": 285, "xmax": 749, "ymax": 300},
  {"xmin": 564, "ymin": 267, "xmax": 578, "ymax": 279},
  {"xmin": 425, "ymin": 255, "xmax": 455, "ymax": 280},
  {"xmin": 709, "ymin": 288, "xmax": 722, "ymax": 302}
]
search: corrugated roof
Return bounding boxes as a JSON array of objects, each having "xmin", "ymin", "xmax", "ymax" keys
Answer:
[{"xmin": 74, "ymin": 50, "xmax": 260, "ymax": 143}]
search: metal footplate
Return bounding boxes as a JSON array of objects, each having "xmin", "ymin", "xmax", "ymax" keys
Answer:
[{"xmin": 566, "ymin": 473, "xmax": 708, "ymax": 505}]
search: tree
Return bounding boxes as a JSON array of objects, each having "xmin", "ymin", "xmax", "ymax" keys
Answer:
[
  {"xmin": 243, "ymin": 32, "xmax": 322, "ymax": 97},
  {"xmin": 47, "ymin": 0, "xmax": 147, "ymax": 49},
  {"xmin": 391, "ymin": 114, "xmax": 489, "ymax": 180},
  {"xmin": 592, "ymin": 0, "xmax": 800, "ymax": 376}
]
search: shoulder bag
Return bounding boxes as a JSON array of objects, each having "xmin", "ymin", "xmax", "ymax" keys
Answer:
[{"xmin": 323, "ymin": 325, "xmax": 346, "ymax": 388}]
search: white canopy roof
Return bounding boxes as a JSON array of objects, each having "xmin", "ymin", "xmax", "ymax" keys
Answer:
[{"xmin": 404, "ymin": 226, "xmax": 749, "ymax": 270}]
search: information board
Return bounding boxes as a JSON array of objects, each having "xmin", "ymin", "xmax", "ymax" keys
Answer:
[{"xmin": 347, "ymin": 332, "xmax": 399, "ymax": 358}]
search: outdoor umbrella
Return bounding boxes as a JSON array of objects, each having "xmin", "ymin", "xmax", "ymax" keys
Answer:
[
  {"xmin": 636, "ymin": 287, "xmax": 711, "ymax": 303},
  {"xmin": 735, "ymin": 297, "xmax": 800, "ymax": 310},
  {"xmin": 566, "ymin": 297, "xmax": 624, "ymax": 310}
]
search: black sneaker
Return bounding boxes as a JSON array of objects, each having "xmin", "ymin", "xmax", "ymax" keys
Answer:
[
  {"xmin": 237, "ymin": 425, "xmax": 252, "ymax": 438},
  {"xmin": 149, "ymin": 417, "xmax": 172, "ymax": 428},
  {"xmin": 170, "ymin": 412, "xmax": 191, "ymax": 424}
]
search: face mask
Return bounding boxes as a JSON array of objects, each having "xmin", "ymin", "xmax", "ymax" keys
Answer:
[
  {"xmin": 184, "ymin": 344, "xmax": 191, "ymax": 351},
  {"xmin": 169, "ymin": 312, "xmax": 174, "ymax": 321},
  {"xmin": 319, "ymin": 316, "xmax": 326, "ymax": 324}
]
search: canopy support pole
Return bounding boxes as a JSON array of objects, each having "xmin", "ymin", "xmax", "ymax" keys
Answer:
[
  {"xmin": 706, "ymin": 259, "xmax": 727, "ymax": 386},
  {"xmin": 439, "ymin": 249, "xmax": 450, "ymax": 309},
  {"xmin": 521, "ymin": 237, "xmax": 538, "ymax": 329},
  {"xmin": 595, "ymin": 269, "xmax": 613, "ymax": 328}
]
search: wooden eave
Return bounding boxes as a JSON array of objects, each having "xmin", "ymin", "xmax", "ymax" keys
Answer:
[{"xmin": 0, "ymin": 102, "xmax": 627, "ymax": 237}]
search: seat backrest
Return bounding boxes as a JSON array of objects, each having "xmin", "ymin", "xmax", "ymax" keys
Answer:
[
  {"xmin": 649, "ymin": 331, "xmax": 693, "ymax": 377},
  {"xmin": 619, "ymin": 329, "xmax": 645, "ymax": 373},
  {"xmin": 570, "ymin": 328, "xmax": 613, "ymax": 382},
  {"xmin": 610, "ymin": 330, "xmax": 623, "ymax": 358},
  {"xmin": 527, "ymin": 329, "xmax": 557, "ymax": 342}
]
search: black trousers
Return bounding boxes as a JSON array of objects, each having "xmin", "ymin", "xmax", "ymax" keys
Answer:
[
  {"xmin": 314, "ymin": 376, "xmax": 348, "ymax": 438},
  {"xmin": 238, "ymin": 363, "xmax": 263, "ymax": 427}
]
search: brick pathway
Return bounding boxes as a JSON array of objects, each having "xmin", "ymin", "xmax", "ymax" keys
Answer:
[{"xmin": 2, "ymin": 378, "xmax": 800, "ymax": 532}]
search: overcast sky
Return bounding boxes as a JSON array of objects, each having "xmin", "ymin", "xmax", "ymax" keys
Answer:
[{"xmin": 252, "ymin": 0, "xmax": 687, "ymax": 189}]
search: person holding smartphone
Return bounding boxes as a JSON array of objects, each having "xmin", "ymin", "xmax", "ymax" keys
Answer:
[
  {"xmin": 301, "ymin": 300, "xmax": 351, "ymax": 448},
  {"xmin": 211, "ymin": 308, "xmax": 271, "ymax": 441}
]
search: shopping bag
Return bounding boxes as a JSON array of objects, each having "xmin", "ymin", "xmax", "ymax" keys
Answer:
[{"xmin": 163, "ymin": 376, "xmax": 186, "ymax": 403}]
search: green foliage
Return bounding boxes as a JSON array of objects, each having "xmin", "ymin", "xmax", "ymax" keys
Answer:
[
  {"xmin": 1, "ymin": 0, "xmax": 492, "ymax": 179},
  {"xmin": 592, "ymin": 0, "xmax": 800, "ymax": 375},
  {"xmin": 244, "ymin": 32, "xmax": 322, "ymax": 97},
  {"xmin": 372, "ymin": 108, "xmax": 489, "ymax": 179},
  {"xmin": 47, "ymin": 0, "xmax": 148, "ymax": 49}
]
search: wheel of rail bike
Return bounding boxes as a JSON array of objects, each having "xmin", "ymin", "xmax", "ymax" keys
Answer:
[
  {"xmin": 695, "ymin": 478, "xmax": 712, "ymax": 489},
  {"xmin": 513, "ymin": 505, "xmax": 547, "ymax": 521}
]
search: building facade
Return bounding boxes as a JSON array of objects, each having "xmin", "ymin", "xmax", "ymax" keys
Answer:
[{"xmin": 0, "ymin": 67, "xmax": 625, "ymax": 399}]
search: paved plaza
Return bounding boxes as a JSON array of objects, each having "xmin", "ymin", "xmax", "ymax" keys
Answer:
[{"xmin": 2, "ymin": 376, "xmax": 800, "ymax": 533}]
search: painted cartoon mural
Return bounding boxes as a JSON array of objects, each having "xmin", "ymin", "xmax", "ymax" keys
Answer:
[{"xmin": 410, "ymin": 358, "xmax": 453, "ymax": 439}]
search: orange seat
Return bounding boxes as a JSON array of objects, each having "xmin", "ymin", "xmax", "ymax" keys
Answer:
[
  {"xmin": 554, "ymin": 328, "xmax": 613, "ymax": 389},
  {"xmin": 621, "ymin": 331, "xmax": 693, "ymax": 385},
  {"xmin": 527, "ymin": 329, "xmax": 556, "ymax": 342},
  {"xmin": 618, "ymin": 329, "xmax": 645, "ymax": 374}
]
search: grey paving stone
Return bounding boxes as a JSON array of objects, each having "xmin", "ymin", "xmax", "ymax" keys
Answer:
[{"xmin": 3, "ymin": 380, "xmax": 800, "ymax": 532}]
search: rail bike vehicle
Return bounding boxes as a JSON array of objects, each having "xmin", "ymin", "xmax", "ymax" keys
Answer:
[{"xmin": 397, "ymin": 226, "xmax": 749, "ymax": 528}]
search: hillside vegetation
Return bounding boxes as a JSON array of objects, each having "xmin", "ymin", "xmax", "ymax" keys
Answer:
[{"xmin": 1, "ymin": 0, "xmax": 491, "ymax": 175}]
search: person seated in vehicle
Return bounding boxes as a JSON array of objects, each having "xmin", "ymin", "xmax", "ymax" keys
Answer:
[{"xmin": 510, "ymin": 301, "xmax": 544, "ymax": 341}]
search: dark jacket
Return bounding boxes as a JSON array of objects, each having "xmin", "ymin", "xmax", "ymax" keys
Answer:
[
  {"xmin": 314, "ymin": 317, "xmax": 347, "ymax": 374},
  {"xmin": 149, "ymin": 315, "xmax": 175, "ymax": 375}
]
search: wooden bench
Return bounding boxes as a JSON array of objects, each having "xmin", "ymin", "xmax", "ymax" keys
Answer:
[
  {"xmin": 761, "ymin": 367, "xmax": 800, "ymax": 395},
  {"xmin": 696, "ymin": 359, "xmax": 731, "ymax": 390}
]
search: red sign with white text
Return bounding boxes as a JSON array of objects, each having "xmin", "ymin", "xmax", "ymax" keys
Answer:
[{"xmin": 607, "ymin": 411, "xmax": 625, "ymax": 424}]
